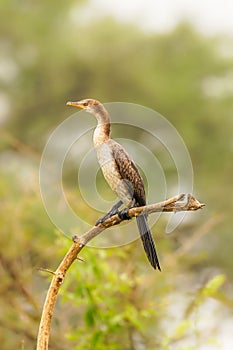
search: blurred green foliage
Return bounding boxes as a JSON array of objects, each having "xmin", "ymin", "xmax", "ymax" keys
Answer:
[{"xmin": 0, "ymin": 0, "xmax": 233, "ymax": 349}]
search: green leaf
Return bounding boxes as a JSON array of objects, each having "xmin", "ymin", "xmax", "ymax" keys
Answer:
[
  {"xmin": 173, "ymin": 319, "xmax": 191, "ymax": 339},
  {"xmin": 202, "ymin": 274, "xmax": 226, "ymax": 297},
  {"xmin": 85, "ymin": 304, "xmax": 97, "ymax": 327}
]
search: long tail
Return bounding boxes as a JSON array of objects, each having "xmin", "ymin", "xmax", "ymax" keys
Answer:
[{"xmin": 136, "ymin": 215, "xmax": 161, "ymax": 270}]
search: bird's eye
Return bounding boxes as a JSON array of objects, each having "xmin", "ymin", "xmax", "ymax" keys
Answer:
[{"xmin": 83, "ymin": 102, "xmax": 88, "ymax": 107}]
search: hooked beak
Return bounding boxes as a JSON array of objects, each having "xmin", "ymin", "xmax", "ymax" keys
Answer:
[{"xmin": 66, "ymin": 101, "xmax": 85, "ymax": 109}]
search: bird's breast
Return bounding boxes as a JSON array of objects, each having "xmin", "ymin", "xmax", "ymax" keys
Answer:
[{"xmin": 95, "ymin": 142, "xmax": 120, "ymax": 191}]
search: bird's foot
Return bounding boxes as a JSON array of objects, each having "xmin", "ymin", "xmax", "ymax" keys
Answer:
[
  {"xmin": 95, "ymin": 201, "xmax": 123, "ymax": 226},
  {"xmin": 95, "ymin": 212, "xmax": 113, "ymax": 226},
  {"xmin": 118, "ymin": 208, "xmax": 131, "ymax": 220}
]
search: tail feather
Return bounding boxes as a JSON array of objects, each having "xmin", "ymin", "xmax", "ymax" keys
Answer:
[{"xmin": 136, "ymin": 215, "xmax": 161, "ymax": 270}]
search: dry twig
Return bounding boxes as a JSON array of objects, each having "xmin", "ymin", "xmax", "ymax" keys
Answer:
[{"xmin": 36, "ymin": 193, "xmax": 204, "ymax": 350}]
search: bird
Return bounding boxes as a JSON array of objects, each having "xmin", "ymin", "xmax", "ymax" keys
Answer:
[{"xmin": 66, "ymin": 98, "xmax": 161, "ymax": 270}]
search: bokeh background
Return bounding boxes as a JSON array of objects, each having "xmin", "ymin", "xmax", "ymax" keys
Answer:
[{"xmin": 0, "ymin": 1, "xmax": 233, "ymax": 349}]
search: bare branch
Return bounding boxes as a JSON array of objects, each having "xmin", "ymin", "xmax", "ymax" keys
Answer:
[
  {"xmin": 78, "ymin": 194, "xmax": 204, "ymax": 244},
  {"xmin": 36, "ymin": 193, "xmax": 204, "ymax": 350}
]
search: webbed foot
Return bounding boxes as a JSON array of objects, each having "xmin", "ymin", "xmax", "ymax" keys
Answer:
[
  {"xmin": 95, "ymin": 200, "xmax": 123, "ymax": 226},
  {"xmin": 95, "ymin": 212, "xmax": 112, "ymax": 226},
  {"xmin": 118, "ymin": 208, "xmax": 131, "ymax": 220}
]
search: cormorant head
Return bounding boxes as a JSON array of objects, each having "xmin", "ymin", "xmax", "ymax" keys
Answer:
[{"xmin": 66, "ymin": 98, "xmax": 102, "ymax": 114}]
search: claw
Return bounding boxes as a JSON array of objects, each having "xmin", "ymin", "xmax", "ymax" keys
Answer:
[
  {"xmin": 118, "ymin": 208, "xmax": 131, "ymax": 220},
  {"xmin": 95, "ymin": 200, "xmax": 123, "ymax": 226},
  {"xmin": 95, "ymin": 215, "xmax": 108, "ymax": 226}
]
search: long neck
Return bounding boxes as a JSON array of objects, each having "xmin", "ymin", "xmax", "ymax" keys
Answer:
[{"xmin": 93, "ymin": 104, "xmax": 111, "ymax": 147}]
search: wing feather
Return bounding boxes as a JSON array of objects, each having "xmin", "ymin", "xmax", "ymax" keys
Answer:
[{"xmin": 110, "ymin": 140, "xmax": 146, "ymax": 206}]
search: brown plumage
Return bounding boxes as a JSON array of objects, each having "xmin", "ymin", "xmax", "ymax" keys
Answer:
[{"xmin": 66, "ymin": 98, "xmax": 161, "ymax": 270}]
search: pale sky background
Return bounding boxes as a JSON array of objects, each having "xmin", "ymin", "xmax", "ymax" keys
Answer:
[{"xmin": 86, "ymin": 0, "xmax": 233, "ymax": 35}]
